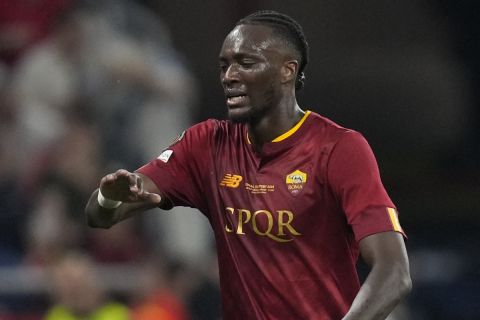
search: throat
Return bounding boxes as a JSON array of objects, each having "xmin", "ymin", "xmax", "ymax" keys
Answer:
[{"xmin": 247, "ymin": 108, "xmax": 305, "ymax": 148}]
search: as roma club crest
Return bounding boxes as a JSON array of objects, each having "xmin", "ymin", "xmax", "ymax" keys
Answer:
[{"xmin": 285, "ymin": 169, "xmax": 307, "ymax": 195}]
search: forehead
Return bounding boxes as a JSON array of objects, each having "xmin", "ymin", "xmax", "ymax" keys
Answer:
[{"xmin": 220, "ymin": 24, "xmax": 282, "ymax": 57}]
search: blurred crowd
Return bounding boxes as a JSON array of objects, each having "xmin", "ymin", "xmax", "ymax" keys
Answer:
[{"xmin": 0, "ymin": 0, "xmax": 219, "ymax": 319}]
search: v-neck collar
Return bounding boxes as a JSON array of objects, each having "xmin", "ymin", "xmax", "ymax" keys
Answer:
[{"xmin": 245, "ymin": 110, "xmax": 313, "ymax": 158}]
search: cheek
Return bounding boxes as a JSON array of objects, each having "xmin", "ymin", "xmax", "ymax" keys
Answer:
[
  {"xmin": 249, "ymin": 68, "xmax": 280, "ymax": 92},
  {"xmin": 247, "ymin": 82, "xmax": 276, "ymax": 110}
]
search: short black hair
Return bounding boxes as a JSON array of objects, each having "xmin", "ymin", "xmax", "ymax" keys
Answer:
[{"xmin": 236, "ymin": 10, "xmax": 309, "ymax": 90}]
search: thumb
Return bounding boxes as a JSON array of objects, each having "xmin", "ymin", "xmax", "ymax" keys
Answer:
[{"xmin": 142, "ymin": 191, "xmax": 162, "ymax": 204}]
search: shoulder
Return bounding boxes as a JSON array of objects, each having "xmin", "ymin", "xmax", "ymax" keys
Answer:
[
  {"xmin": 307, "ymin": 111, "xmax": 363, "ymax": 146},
  {"xmin": 187, "ymin": 118, "xmax": 244, "ymax": 142},
  {"xmin": 187, "ymin": 118, "xmax": 242, "ymax": 135},
  {"xmin": 187, "ymin": 118, "xmax": 220, "ymax": 133},
  {"xmin": 171, "ymin": 119, "xmax": 244, "ymax": 153},
  {"xmin": 177, "ymin": 119, "xmax": 219, "ymax": 145}
]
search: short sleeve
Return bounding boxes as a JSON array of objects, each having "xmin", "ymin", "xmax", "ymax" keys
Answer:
[
  {"xmin": 136, "ymin": 119, "xmax": 217, "ymax": 213},
  {"xmin": 327, "ymin": 131, "xmax": 405, "ymax": 242}
]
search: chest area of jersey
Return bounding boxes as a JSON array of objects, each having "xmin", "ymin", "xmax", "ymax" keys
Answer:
[
  {"xmin": 214, "ymin": 147, "xmax": 325, "ymax": 244},
  {"xmin": 217, "ymin": 159, "xmax": 314, "ymax": 201}
]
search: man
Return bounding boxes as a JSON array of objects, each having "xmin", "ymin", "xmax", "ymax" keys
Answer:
[
  {"xmin": 45, "ymin": 252, "xmax": 130, "ymax": 320},
  {"xmin": 86, "ymin": 10, "xmax": 411, "ymax": 319}
]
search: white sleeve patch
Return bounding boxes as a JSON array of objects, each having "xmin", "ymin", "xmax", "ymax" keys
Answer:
[{"xmin": 157, "ymin": 149, "xmax": 173, "ymax": 163}]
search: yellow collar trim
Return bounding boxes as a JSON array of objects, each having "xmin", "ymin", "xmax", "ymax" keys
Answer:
[
  {"xmin": 246, "ymin": 110, "xmax": 311, "ymax": 144},
  {"xmin": 271, "ymin": 110, "xmax": 311, "ymax": 142}
]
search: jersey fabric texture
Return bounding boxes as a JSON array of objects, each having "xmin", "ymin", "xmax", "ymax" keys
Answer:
[{"xmin": 137, "ymin": 111, "xmax": 405, "ymax": 320}]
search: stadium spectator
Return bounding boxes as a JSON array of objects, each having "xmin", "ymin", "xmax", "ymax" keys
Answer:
[
  {"xmin": 132, "ymin": 259, "xmax": 192, "ymax": 320},
  {"xmin": 44, "ymin": 251, "xmax": 129, "ymax": 320}
]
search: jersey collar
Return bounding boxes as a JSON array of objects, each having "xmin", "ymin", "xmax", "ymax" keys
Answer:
[
  {"xmin": 246, "ymin": 110, "xmax": 312, "ymax": 144},
  {"xmin": 271, "ymin": 110, "xmax": 311, "ymax": 142}
]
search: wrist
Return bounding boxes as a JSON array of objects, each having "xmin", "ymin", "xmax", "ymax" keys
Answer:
[{"xmin": 97, "ymin": 188, "xmax": 122, "ymax": 209}]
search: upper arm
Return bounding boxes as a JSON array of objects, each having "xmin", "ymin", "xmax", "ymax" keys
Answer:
[
  {"xmin": 359, "ymin": 232, "xmax": 410, "ymax": 272},
  {"xmin": 328, "ymin": 132, "xmax": 405, "ymax": 241},
  {"xmin": 358, "ymin": 231, "xmax": 412, "ymax": 301},
  {"xmin": 136, "ymin": 120, "xmax": 217, "ymax": 212}
]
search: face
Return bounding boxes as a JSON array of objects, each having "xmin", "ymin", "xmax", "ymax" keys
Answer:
[{"xmin": 219, "ymin": 24, "xmax": 287, "ymax": 123}]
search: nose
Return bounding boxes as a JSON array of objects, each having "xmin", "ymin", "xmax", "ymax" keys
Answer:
[{"xmin": 221, "ymin": 64, "xmax": 240, "ymax": 86}]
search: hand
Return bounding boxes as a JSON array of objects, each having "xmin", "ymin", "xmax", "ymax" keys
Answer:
[{"xmin": 99, "ymin": 169, "xmax": 161, "ymax": 205}]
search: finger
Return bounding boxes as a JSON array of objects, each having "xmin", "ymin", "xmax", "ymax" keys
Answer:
[
  {"xmin": 129, "ymin": 174, "xmax": 140, "ymax": 193},
  {"xmin": 147, "ymin": 192, "xmax": 162, "ymax": 204},
  {"xmin": 114, "ymin": 169, "xmax": 133, "ymax": 185},
  {"xmin": 139, "ymin": 191, "xmax": 162, "ymax": 204},
  {"xmin": 136, "ymin": 176, "xmax": 144, "ymax": 194},
  {"xmin": 115, "ymin": 169, "xmax": 131, "ymax": 177},
  {"xmin": 125, "ymin": 193, "xmax": 140, "ymax": 202},
  {"xmin": 100, "ymin": 173, "xmax": 116, "ymax": 186}
]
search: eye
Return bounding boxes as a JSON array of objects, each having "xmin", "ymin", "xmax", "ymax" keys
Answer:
[
  {"xmin": 239, "ymin": 59, "xmax": 255, "ymax": 68},
  {"xmin": 219, "ymin": 62, "xmax": 229, "ymax": 72}
]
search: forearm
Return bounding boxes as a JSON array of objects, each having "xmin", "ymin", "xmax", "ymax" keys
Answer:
[
  {"xmin": 342, "ymin": 263, "xmax": 412, "ymax": 320},
  {"xmin": 85, "ymin": 189, "xmax": 154, "ymax": 228}
]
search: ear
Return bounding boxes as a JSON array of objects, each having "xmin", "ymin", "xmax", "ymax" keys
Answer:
[{"xmin": 281, "ymin": 60, "xmax": 298, "ymax": 85}]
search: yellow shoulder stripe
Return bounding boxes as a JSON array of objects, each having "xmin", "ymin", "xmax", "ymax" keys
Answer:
[{"xmin": 387, "ymin": 207, "xmax": 402, "ymax": 232}]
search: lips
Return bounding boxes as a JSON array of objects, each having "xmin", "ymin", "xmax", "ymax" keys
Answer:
[
  {"xmin": 227, "ymin": 95, "xmax": 247, "ymax": 105},
  {"xmin": 225, "ymin": 90, "xmax": 248, "ymax": 107}
]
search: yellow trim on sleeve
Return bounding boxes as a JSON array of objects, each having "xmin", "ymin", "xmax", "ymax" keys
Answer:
[
  {"xmin": 387, "ymin": 207, "xmax": 402, "ymax": 232},
  {"xmin": 272, "ymin": 111, "xmax": 311, "ymax": 142}
]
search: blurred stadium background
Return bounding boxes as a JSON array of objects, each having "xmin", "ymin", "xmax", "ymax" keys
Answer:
[{"xmin": 0, "ymin": 0, "xmax": 479, "ymax": 319}]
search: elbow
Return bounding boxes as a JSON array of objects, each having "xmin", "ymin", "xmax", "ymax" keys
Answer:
[
  {"xmin": 405, "ymin": 274, "xmax": 413, "ymax": 295},
  {"xmin": 396, "ymin": 268, "xmax": 412, "ymax": 299},
  {"xmin": 378, "ymin": 262, "xmax": 412, "ymax": 301}
]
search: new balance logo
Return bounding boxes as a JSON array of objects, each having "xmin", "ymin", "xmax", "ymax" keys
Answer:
[{"xmin": 220, "ymin": 174, "xmax": 243, "ymax": 188}]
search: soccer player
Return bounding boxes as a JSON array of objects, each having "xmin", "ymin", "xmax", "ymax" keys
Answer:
[{"xmin": 86, "ymin": 10, "xmax": 411, "ymax": 319}]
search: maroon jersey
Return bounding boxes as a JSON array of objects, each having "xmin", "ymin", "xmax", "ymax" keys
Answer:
[{"xmin": 137, "ymin": 111, "xmax": 405, "ymax": 319}]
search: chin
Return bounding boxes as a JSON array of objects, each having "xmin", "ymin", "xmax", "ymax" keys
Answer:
[{"xmin": 228, "ymin": 108, "xmax": 252, "ymax": 123}]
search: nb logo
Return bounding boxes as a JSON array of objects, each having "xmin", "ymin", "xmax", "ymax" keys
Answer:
[{"xmin": 220, "ymin": 174, "xmax": 243, "ymax": 188}]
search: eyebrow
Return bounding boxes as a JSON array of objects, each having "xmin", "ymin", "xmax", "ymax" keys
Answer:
[{"xmin": 219, "ymin": 52, "xmax": 262, "ymax": 62}]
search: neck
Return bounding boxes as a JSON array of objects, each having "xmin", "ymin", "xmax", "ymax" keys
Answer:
[{"xmin": 248, "ymin": 96, "xmax": 304, "ymax": 151}]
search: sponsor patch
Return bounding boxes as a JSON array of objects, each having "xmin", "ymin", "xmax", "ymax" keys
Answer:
[
  {"xmin": 158, "ymin": 149, "xmax": 173, "ymax": 163},
  {"xmin": 245, "ymin": 182, "xmax": 275, "ymax": 194}
]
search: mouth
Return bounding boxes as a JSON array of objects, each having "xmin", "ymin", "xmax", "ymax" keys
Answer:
[
  {"xmin": 227, "ymin": 94, "xmax": 248, "ymax": 106},
  {"xmin": 225, "ymin": 88, "xmax": 248, "ymax": 108}
]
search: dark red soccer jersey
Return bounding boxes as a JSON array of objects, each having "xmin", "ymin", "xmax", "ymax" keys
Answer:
[{"xmin": 137, "ymin": 111, "xmax": 405, "ymax": 319}]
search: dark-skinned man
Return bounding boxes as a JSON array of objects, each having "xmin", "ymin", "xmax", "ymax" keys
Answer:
[{"xmin": 86, "ymin": 10, "xmax": 411, "ymax": 320}]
